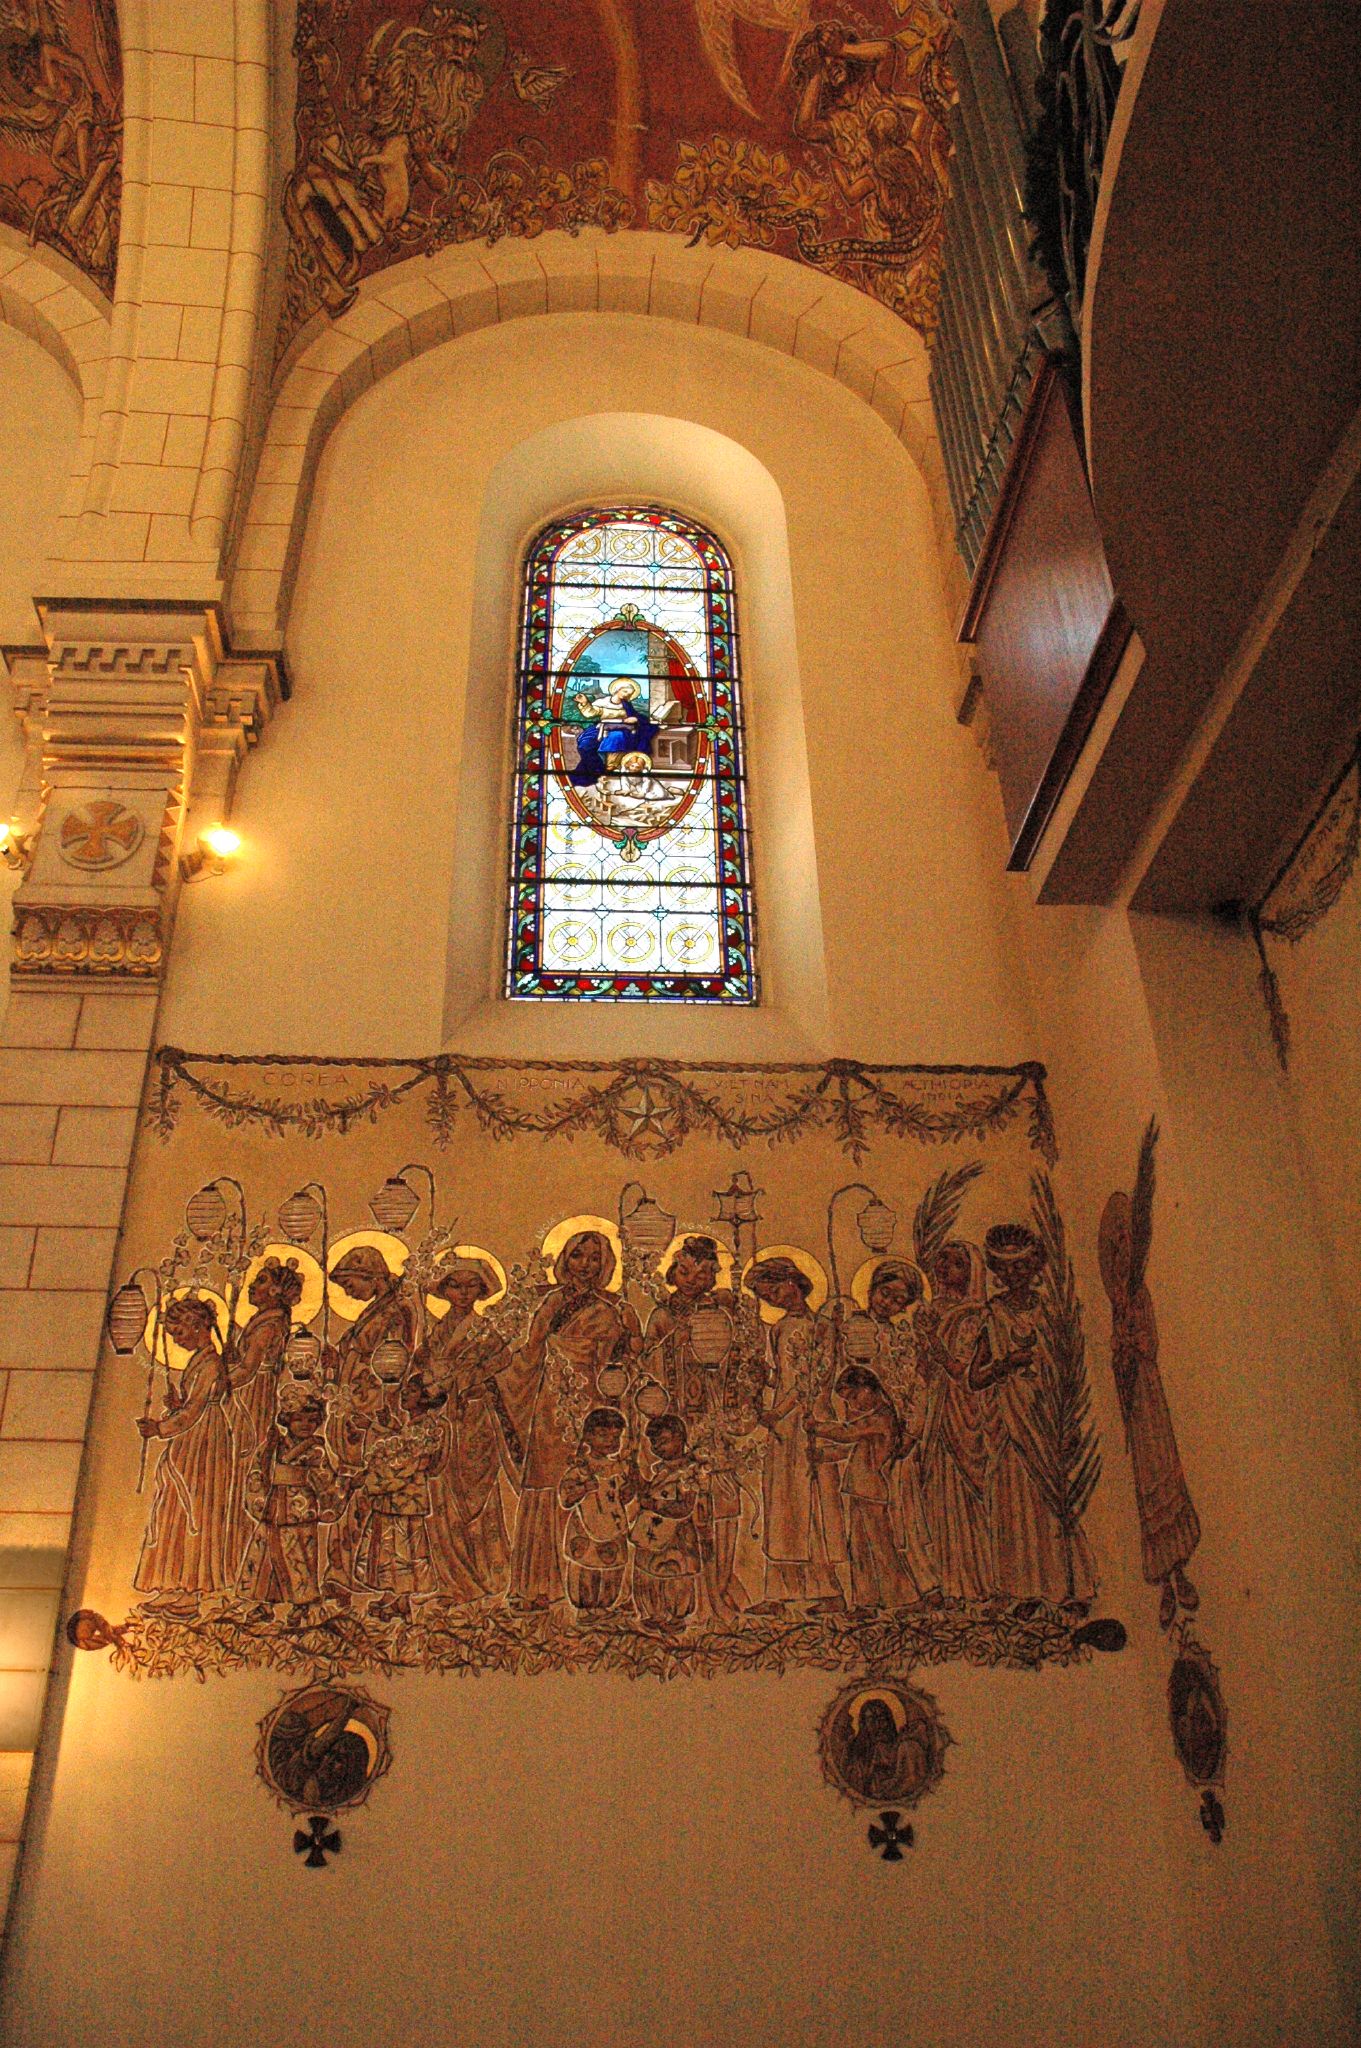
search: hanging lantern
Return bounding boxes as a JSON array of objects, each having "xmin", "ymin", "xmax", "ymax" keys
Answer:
[
  {"xmin": 688, "ymin": 1304, "xmax": 732, "ymax": 1366},
  {"xmin": 843, "ymin": 1314, "xmax": 879, "ymax": 1365},
  {"xmin": 713, "ymin": 1170, "xmax": 763, "ymax": 1231},
  {"xmin": 185, "ymin": 1183, "xmax": 228, "ymax": 1241},
  {"xmin": 285, "ymin": 1329, "xmax": 322, "ymax": 1377},
  {"xmin": 597, "ymin": 1364, "xmax": 629, "ymax": 1402},
  {"xmin": 858, "ymin": 1196, "xmax": 897, "ymax": 1253},
  {"xmin": 620, "ymin": 1189, "xmax": 676, "ymax": 1260},
  {"xmin": 369, "ymin": 1175, "xmax": 420, "ymax": 1234},
  {"xmin": 371, "ymin": 1339, "xmax": 410, "ymax": 1382},
  {"xmin": 278, "ymin": 1189, "xmax": 322, "ymax": 1244},
  {"xmin": 107, "ymin": 1279, "xmax": 149, "ymax": 1355},
  {"xmin": 635, "ymin": 1380, "xmax": 669, "ymax": 1418}
]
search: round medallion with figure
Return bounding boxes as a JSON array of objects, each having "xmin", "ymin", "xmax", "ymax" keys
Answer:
[
  {"xmin": 817, "ymin": 1677, "xmax": 951, "ymax": 1810},
  {"xmin": 257, "ymin": 1684, "xmax": 392, "ymax": 1815}
]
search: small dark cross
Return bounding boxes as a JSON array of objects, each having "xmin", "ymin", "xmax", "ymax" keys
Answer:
[
  {"xmin": 867, "ymin": 1810, "xmax": 913, "ymax": 1862},
  {"xmin": 293, "ymin": 1816, "xmax": 341, "ymax": 1868}
]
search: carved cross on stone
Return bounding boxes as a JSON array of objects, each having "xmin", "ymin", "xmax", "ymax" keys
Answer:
[
  {"xmin": 867, "ymin": 1810, "xmax": 913, "ymax": 1861},
  {"xmin": 293, "ymin": 1816, "xmax": 342, "ymax": 1868}
]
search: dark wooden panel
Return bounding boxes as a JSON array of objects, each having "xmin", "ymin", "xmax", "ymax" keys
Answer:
[{"xmin": 960, "ymin": 358, "xmax": 1118, "ymax": 862}]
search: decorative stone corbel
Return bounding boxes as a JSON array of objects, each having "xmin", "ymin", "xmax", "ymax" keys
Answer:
[{"xmin": 5, "ymin": 603, "xmax": 283, "ymax": 985}]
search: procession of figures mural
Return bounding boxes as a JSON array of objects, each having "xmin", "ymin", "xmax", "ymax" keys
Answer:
[{"xmin": 70, "ymin": 1052, "xmax": 1123, "ymax": 1687}]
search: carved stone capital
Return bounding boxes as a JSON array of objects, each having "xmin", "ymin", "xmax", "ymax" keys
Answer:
[{"xmin": 6, "ymin": 604, "xmax": 284, "ymax": 986}]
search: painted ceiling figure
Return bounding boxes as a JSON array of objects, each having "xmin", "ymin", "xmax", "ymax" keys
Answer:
[
  {"xmin": 354, "ymin": 4, "xmax": 502, "ymax": 234},
  {"xmin": 0, "ymin": 0, "xmax": 119, "ymax": 280},
  {"xmin": 694, "ymin": 0, "xmax": 815, "ymax": 120}
]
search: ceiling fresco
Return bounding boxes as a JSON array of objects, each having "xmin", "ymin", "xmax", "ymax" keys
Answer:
[
  {"xmin": 0, "ymin": 0, "xmax": 121, "ymax": 297},
  {"xmin": 282, "ymin": 0, "xmax": 957, "ymax": 358}
]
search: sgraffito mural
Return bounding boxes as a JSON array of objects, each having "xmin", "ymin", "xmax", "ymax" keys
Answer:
[
  {"xmin": 0, "ymin": 0, "xmax": 120, "ymax": 295},
  {"xmin": 73, "ymin": 1050, "xmax": 1126, "ymax": 1693},
  {"xmin": 1098, "ymin": 1117, "xmax": 1227, "ymax": 1843},
  {"xmin": 281, "ymin": 0, "xmax": 956, "ymax": 357}
]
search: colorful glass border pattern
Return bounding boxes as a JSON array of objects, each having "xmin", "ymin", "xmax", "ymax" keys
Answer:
[{"xmin": 506, "ymin": 506, "xmax": 757, "ymax": 1004}]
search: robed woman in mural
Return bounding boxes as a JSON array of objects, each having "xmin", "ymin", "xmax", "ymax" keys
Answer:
[
  {"xmin": 501, "ymin": 1228, "xmax": 641, "ymax": 1608},
  {"xmin": 417, "ymin": 1254, "xmax": 516, "ymax": 1599},
  {"xmin": 135, "ymin": 1295, "xmax": 236, "ymax": 1603},
  {"xmin": 642, "ymin": 1235, "xmax": 749, "ymax": 1622},
  {"xmin": 915, "ymin": 1241, "xmax": 995, "ymax": 1601},
  {"xmin": 1098, "ymin": 1119, "xmax": 1201, "ymax": 1628},
  {"xmin": 848, "ymin": 1258, "xmax": 940, "ymax": 1600},
  {"xmin": 226, "ymin": 1255, "xmax": 306, "ymax": 1573},
  {"xmin": 322, "ymin": 1243, "xmax": 422, "ymax": 1592},
  {"xmin": 747, "ymin": 1256, "xmax": 846, "ymax": 1611},
  {"xmin": 971, "ymin": 1224, "xmax": 1096, "ymax": 1608}
]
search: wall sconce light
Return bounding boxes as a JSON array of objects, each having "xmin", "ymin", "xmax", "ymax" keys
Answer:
[
  {"xmin": 0, "ymin": 822, "xmax": 32, "ymax": 872},
  {"xmin": 180, "ymin": 824, "xmax": 243, "ymax": 882}
]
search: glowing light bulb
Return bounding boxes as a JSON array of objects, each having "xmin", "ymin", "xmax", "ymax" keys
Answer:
[{"xmin": 201, "ymin": 825, "xmax": 242, "ymax": 860}]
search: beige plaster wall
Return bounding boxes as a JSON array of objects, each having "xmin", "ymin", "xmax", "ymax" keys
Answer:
[
  {"xmin": 2, "ymin": 315, "xmax": 1195, "ymax": 2048},
  {"xmin": 1273, "ymin": 865, "xmax": 1361, "ymax": 1385}
]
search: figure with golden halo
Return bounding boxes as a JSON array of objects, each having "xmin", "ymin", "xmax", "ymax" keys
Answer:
[
  {"xmin": 134, "ymin": 1295, "xmax": 235, "ymax": 1604},
  {"xmin": 238, "ymin": 1386, "xmax": 344, "ymax": 1620},
  {"xmin": 915, "ymin": 1241, "xmax": 996, "ymax": 1601},
  {"xmin": 417, "ymin": 1255, "xmax": 514, "ymax": 1599},
  {"xmin": 642, "ymin": 1234, "xmax": 749, "ymax": 1621},
  {"xmin": 972, "ymin": 1224, "xmax": 1095, "ymax": 1608},
  {"xmin": 746, "ymin": 1255, "xmax": 846, "ymax": 1612},
  {"xmin": 501, "ymin": 1227, "xmax": 641, "ymax": 1609},
  {"xmin": 225, "ymin": 1255, "xmax": 307, "ymax": 1575},
  {"xmin": 322, "ymin": 1242, "xmax": 422, "ymax": 1594}
]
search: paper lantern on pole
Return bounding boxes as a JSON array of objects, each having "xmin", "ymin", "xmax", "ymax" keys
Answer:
[
  {"xmin": 371, "ymin": 1339, "xmax": 410, "ymax": 1383},
  {"xmin": 279, "ymin": 1190, "xmax": 322, "ymax": 1244},
  {"xmin": 369, "ymin": 1175, "xmax": 420, "ymax": 1234},
  {"xmin": 858, "ymin": 1197, "xmax": 897, "ymax": 1253},
  {"xmin": 285, "ymin": 1329, "xmax": 323, "ymax": 1377},
  {"xmin": 107, "ymin": 1280, "xmax": 149, "ymax": 1355},
  {"xmin": 843, "ymin": 1314, "xmax": 879, "ymax": 1366},
  {"xmin": 185, "ymin": 1183, "xmax": 228, "ymax": 1241},
  {"xmin": 620, "ymin": 1189, "xmax": 676, "ymax": 1262},
  {"xmin": 688, "ymin": 1304, "xmax": 732, "ymax": 1365}
]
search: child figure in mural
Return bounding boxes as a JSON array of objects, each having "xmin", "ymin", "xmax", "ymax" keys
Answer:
[
  {"xmin": 557, "ymin": 1408, "xmax": 638, "ymax": 1620},
  {"xmin": 501, "ymin": 1230, "xmax": 641, "ymax": 1610},
  {"xmin": 642, "ymin": 1235, "xmax": 750, "ymax": 1622},
  {"xmin": 417, "ymin": 1255, "xmax": 516, "ymax": 1601},
  {"xmin": 238, "ymin": 1386, "xmax": 345, "ymax": 1622},
  {"xmin": 225, "ymin": 1255, "xmax": 306, "ymax": 1576},
  {"xmin": 810, "ymin": 1366, "xmax": 920, "ymax": 1612},
  {"xmin": 971, "ymin": 1224, "xmax": 1096, "ymax": 1609},
  {"xmin": 630, "ymin": 1414, "xmax": 704, "ymax": 1634},
  {"xmin": 746, "ymin": 1257, "xmax": 847, "ymax": 1614},
  {"xmin": 915, "ymin": 1242, "xmax": 997, "ymax": 1601},
  {"xmin": 135, "ymin": 1296, "xmax": 236, "ymax": 1605},
  {"xmin": 352, "ymin": 1373, "xmax": 449, "ymax": 1621}
]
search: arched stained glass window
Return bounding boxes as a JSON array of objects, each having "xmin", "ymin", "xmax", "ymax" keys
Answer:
[{"xmin": 506, "ymin": 506, "xmax": 757, "ymax": 1003}]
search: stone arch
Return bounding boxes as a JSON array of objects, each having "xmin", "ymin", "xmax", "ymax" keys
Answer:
[
  {"xmin": 227, "ymin": 231, "xmax": 945, "ymax": 649},
  {"xmin": 0, "ymin": 228, "xmax": 110, "ymax": 553}
]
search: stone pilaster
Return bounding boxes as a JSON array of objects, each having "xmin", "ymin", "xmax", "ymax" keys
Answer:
[{"xmin": 0, "ymin": 604, "xmax": 280, "ymax": 1936}]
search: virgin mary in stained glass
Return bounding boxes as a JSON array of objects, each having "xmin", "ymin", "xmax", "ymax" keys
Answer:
[{"xmin": 507, "ymin": 509, "xmax": 756, "ymax": 1004}]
